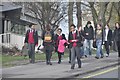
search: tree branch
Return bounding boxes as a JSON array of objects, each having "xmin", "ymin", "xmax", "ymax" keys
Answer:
[
  {"xmin": 89, "ymin": 2, "xmax": 98, "ymax": 20},
  {"xmin": 106, "ymin": 3, "xmax": 113, "ymax": 24},
  {"xmin": 81, "ymin": 2, "xmax": 90, "ymax": 8}
]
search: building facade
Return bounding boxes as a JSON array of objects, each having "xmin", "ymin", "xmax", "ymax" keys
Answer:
[{"xmin": 0, "ymin": 2, "xmax": 41, "ymax": 50}]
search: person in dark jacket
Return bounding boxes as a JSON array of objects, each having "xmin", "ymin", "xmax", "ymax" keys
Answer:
[
  {"xmin": 113, "ymin": 25, "xmax": 118, "ymax": 52},
  {"xmin": 24, "ymin": 24, "xmax": 38, "ymax": 63},
  {"xmin": 68, "ymin": 24, "xmax": 82, "ymax": 69},
  {"xmin": 113, "ymin": 22, "xmax": 120, "ymax": 57},
  {"xmin": 103, "ymin": 24, "xmax": 112, "ymax": 57},
  {"xmin": 54, "ymin": 28, "xmax": 67, "ymax": 64},
  {"xmin": 41, "ymin": 24, "xmax": 54, "ymax": 65},
  {"xmin": 83, "ymin": 21, "xmax": 94, "ymax": 57}
]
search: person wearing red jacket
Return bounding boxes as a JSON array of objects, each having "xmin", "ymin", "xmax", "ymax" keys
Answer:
[
  {"xmin": 24, "ymin": 24, "xmax": 38, "ymax": 63},
  {"xmin": 68, "ymin": 24, "xmax": 83, "ymax": 69}
]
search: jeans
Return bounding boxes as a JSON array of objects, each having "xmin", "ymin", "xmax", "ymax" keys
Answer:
[
  {"xmin": 96, "ymin": 40, "xmax": 103, "ymax": 57},
  {"xmin": 84, "ymin": 39, "xmax": 92, "ymax": 56}
]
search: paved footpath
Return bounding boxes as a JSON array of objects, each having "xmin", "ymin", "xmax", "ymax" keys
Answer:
[{"xmin": 2, "ymin": 52, "xmax": 119, "ymax": 79}]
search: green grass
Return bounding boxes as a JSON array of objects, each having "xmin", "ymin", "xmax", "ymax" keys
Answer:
[
  {"xmin": 2, "ymin": 52, "xmax": 69, "ymax": 67},
  {"xmin": 2, "ymin": 55, "xmax": 26, "ymax": 63},
  {"xmin": 2, "ymin": 52, "xmax": 69, "ymax": 63},
  {"xmin": 1, "ymin": 47, "xmax": 115, "ymax": 67}
]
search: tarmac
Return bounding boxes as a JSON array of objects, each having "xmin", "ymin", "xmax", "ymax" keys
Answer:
[{"xmin": 2, "ymin": 52, "xmax": 119, "ymax": 79}]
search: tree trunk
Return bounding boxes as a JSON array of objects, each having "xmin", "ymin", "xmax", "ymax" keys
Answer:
[
  {"xmin": 114, "ymin": 2, "xmax": 120, "ymax": 22},
  {"xmin": 118, "ymin": 2, "xmax": 120, "ymax": 22},
  {"xmin": 118, "ymin": 13, "xmax": 120, "ymax": 22},
  {"xmin": 76, "ymin": 2, "xmax": 82, "ymax": 28},
  {"xmin": 68, "ymin": 2, "xmax": 74, "ymax": 32},
  {"xmin": 89, "ymin": 2, "xmax": 109, "ymax": 28},
  {"xmin": 106, "ymin": 3, "xmax": 113, "ymax": 24},
  {"xmin": 98, "ymin": 2, "xmax": 109, "ymax": 27},
  {"xmin": 89, "ymin": 2, "xmax": 98, "ymax": 27}
]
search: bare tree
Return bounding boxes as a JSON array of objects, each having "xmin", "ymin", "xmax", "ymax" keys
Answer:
[
  {"xmin": 89, "ymin": 2, "xmax": 98, "ymax": 27},
  {"xmin": 14, "ymin": 2, "xmax": 67, "ymax": 31},
  {"xmin": 68, "ymin": 2, "xmax": 74, "ymax": 31},
  {"xmin": 113, "ymin": 2, "xmax": 120, "ymax": 22},
  {"xmin": 76, "ymin": 1, "xmax": 82, "ymax": 28},
  {"xmin": 81, "ymin": 2, "xmax": 115, "ymax": 28},
  {"xmin": 98, "ymin": 2, "xmax": 109, "ymax": 27},
  {"xmin": 106, "ymin": 3, "xmax": 114, "ymax": 24}
]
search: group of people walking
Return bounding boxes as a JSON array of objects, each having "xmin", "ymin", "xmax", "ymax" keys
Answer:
[{"xmin": 24, "ymin": 21, "xmax": 120, "ymax": 69}]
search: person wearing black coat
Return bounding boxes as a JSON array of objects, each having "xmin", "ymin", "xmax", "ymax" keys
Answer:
[
  {"xmin": 83, "ymin": 21, "xmax": 94, "ymax": 57},
  {"xmin": 113, "ymin": 22, "xmax": 120, "ymax": 57},
  {"xmin": 41, "ymin": 24, "xmax": 54, "ymax": 65},
  {"xmin": 54, "ymin": 28, "xmax": 66, "ymax": 64},
  {"xmin": 103, "ymin": 24, "xmax": 112, "ymax": 57},
  {"xmin": 68, "ymin": 24, "xmax": 83, "ymax": 69}
]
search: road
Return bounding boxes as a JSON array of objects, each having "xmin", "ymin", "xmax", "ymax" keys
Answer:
[
  {"xmin": 77, "ymin": 65, "xmax": 119, "ymax": 79},
  {"xmin": 2, "ymin": 52, "xmax": 119, "ymax": 79}
]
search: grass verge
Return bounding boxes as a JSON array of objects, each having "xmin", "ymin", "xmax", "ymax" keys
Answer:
[{"xmin": 2, "ymin": 52, "xmax": 69, "ymax": 67}]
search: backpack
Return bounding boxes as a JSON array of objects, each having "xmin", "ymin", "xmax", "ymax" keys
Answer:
[{"xmin": 44, "ymin": 31, "xmax": 52, "ymax": 42}]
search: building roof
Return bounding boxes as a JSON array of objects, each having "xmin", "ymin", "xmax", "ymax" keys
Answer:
[
  {"xmin": 0, "ymin": 2, "xmax": 22, "ymax": 12},
  {"xmin": 0, "ymin": 2, "xmax": 37, "ymax": 25}
]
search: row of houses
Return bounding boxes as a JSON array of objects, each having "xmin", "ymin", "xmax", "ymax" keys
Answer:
[{"xmin": 0, "ymin": 2, "xmax": 42, "ymax": 50}]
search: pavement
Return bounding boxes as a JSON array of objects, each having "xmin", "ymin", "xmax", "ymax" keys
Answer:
[{"xmin": 2, "ymin": 52, "xmax": 119, "ymax": 79}]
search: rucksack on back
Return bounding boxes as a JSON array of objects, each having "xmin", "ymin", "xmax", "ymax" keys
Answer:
[{"xmin": 44, "ymin": 31, "xmax": 52, "ymax": 42}]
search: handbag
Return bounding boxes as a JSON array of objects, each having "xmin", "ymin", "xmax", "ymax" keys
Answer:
[
  {"xmin": 93, "ymin": 40, "xmax": 97, "ymax": 48},
  {"xmin": 37, "ymin": 40, "xmax": 44, "ymax": 51}
]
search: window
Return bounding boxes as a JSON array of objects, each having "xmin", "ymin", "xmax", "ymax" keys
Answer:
[{"xmin": 11, "ymin": 22, "xmax": 25, "ymax": 35}]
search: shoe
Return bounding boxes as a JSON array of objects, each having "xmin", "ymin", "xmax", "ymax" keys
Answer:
[
  {"xmin": 49, "ymin": 62, "xmax": 52, "ymax": 65},
  {"xmin": 101, "ymin": 55, "xmax": 104, "ymax": 58},
  {"xmin": 58, "ymin": 61, "xmax": 61, "ymax": 64},
  {"xmin": 85, "ymin": 55, "xmax": 87, "ymax": 58},
  {"xmin": 106, "ymin": 54, "xmax": 109, "ymax": 57},
  {"xmin": 78, "ymin": 66, "xmax": 81, "ymax": 68},
  {"xmin": 95, "ymin": 56, "xmax": 99, "ymax": 59},
  {"xmin": 106, "ymin": 55, "xmax": 109, "ymax": 57},
  {"xmin": 71, "ymin": 67, "xmax": 74, "ymax": 69},
  {"xmin": 69, "ymin": 61, "xmax": 71, "ymax": 63}
]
